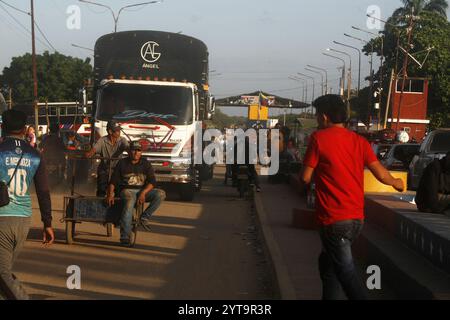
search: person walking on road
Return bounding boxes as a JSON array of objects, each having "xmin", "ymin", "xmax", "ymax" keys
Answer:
[
  {"xmin": 0, "ymin": 110, "xmax": 54, "ymax": 300},
  {"xmin": 39, "ymin": 122, "xmax": 66, "ymax": 186},
  {"xmin": 85, "ymin": 120, "xmax": 129, "ymax": 197},
  {"xmin": 301, "ymin": 95, "xmax": 404, "ymax": 300},
  {"xmin": 106, "ymin": 141, "xmax": 165, "ymax": 246}
]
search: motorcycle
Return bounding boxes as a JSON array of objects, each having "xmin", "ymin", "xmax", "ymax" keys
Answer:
[{"xmin": 236, "ymin": 164, "xmax": 253, "ymax": 198}]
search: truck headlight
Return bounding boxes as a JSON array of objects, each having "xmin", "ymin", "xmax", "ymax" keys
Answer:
[{"xmin": 172, "ymin": 160, "xmax": 191, "ymax": 169}]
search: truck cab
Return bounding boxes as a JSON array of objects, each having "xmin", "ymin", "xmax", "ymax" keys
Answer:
[{"xmin": 91, "ymin": 31, "xmax": 215, "ymax": 201}]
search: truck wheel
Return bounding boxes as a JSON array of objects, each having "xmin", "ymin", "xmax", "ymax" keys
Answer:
[
  {"xmin": 66, "ymin": 221, "xmax": 74, "ymax": 245},
  {"xmin": 179, "ymin": 184, "xmax": 195, "ymax": 201},
  {"xmin": 106, "ymin": 223, "xmax": 114, "ymax": 237}
]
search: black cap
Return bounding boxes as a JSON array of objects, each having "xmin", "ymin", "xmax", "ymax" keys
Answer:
[
  {"xmin": 107, "ymin": 120, "xmax": 121, "ymax": 131},
  {"xmin": 129, "ymin": 141, "xmax": 142, "ymax": 151}
]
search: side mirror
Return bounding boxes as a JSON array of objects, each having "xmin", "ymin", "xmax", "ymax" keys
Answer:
[
  {"xmin": 207, "ymin": 96, "xmax": 215, "ymax": 120},
  {"xmin": 79, "ymin": 88, "xmax": 87, "ymax": 107}
]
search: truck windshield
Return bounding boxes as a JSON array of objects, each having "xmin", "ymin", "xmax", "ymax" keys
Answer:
[{"xmin": 96, "ymin": 83, "xmax": 193, "ymax": 125}]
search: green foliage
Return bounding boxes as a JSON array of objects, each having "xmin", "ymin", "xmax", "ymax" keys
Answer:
[
  {"xmin": 361, "ymin": 1, "xmax": 450, "ymax": 128},
  {"xmin": 206, "ymin": 108, "xmax": 248, "ymax": 129},
  {"xmin": 0, "ymin": 51, "xmax": 92, "ymax": 104},
  {"xmin": 393, "ymin": 0, "xmax": 448, "ymax": 19}
]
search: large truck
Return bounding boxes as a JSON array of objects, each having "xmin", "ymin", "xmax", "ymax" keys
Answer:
[{"xmin": 88, "ymin": 30, "xmax": 215, "ymax": 201}]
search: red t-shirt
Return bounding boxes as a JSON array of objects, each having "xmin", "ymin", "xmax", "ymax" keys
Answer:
[{"xmin": 303, "ymin": 127, "xmax": 378, "ymax": 226}]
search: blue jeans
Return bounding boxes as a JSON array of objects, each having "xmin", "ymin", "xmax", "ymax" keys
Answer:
[
  {"xmin": 0, "ymin": 217, "xmax": 31, "ymax": 300},
  {"xmin": 119, "ymin": 188, "xmax": 166, "ymax": 241},
  {"xmin": 318, "ymin": 219, "xmax": 367, "ymax": 300}
]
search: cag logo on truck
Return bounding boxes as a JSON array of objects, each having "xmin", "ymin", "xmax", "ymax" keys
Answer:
[{"xmin": 141, "ymin": 41, "xmax": 161, "ymax": 63}]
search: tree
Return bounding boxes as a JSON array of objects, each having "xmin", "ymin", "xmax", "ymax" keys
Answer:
[
  {"xmin": 361, "ymin": 3, "xmax": 450, "ymax": 128},
  {"xmin": 0, "ymin": 51, "xmax": 92, "ymax": 104},
  {"xmin": 206, "ymin": 108, "xmax": 248, "ymax": 129},
  {"xmin": 392, "ymin": 0, "xmax": 448, "ymax": 20}
]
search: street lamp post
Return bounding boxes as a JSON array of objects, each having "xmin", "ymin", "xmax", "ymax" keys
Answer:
[
  {"xmin": 305, "ymin": 68, "xmax": 324, "ymax": 96},
  {"xmin": 327, "ymin": 48, "xmax": 352, "ymax": 103},
  {"xmin": 71, "ymin": 43, "xmax": 94, "ymax": 52},
  {"xmin": 79, "ymin": 0, "xmax": 163, "ymax": 32},
  {"xmin": 307, "ymin": 65, "xmax": 328, "ymax": 95},
  {"xmin": 322, "ymin": 53, "xmax": 346, "ymax": 97},
  {"xmin": 289, "ymin": 76, "xmax": 307, "ymax": 106},
  {"xmin": 288, "ymin": 77, "xmax": 306, "ymax": 103},
  {"xmin": 344, "ymin": 33, "xmax": 375, "ymax": 128},
  {"xmin": 352, "ymin": 26, "xmax": 385, "ymax": 129},
  {"xmin": 297, "ymin": 72, "xmax": 315, "ymax": 115},
  {"xmin": 333, "ymin": 40, "xmax": 361, "ymax": 96}
]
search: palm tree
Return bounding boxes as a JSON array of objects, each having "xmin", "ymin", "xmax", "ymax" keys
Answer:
[{"xmin": 392, "ymin": 0, "xmax": 448, "ymax": 19}]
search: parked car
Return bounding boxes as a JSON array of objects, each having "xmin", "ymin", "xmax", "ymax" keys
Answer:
[
  {"xmin": 409, "ymin": 128, "xmax": 450, "ymax": 190},
  {"xmin": 376, "ymin": 129, "xmax": 397, "ymax": 143},
  {"xmin": 372, "ymin": 143, "xmax": 393, "ymax": 160},
  {"xmin": 381, "ymin": 143, "xmax": 420, "ymax": 171}
]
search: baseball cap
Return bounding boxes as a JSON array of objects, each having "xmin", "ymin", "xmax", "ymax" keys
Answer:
[
  {"xmin": 107, "ymin": 120, "xmax": 121, "ymax": 131},
  {"xmin": 129, "ymin": 141, "xmax": 142, "ymax": 151}
]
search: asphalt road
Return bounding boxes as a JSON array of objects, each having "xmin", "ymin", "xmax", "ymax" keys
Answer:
[{"xmin": 14, "ymin": 166, "xmax": 275, "ymax": 300}]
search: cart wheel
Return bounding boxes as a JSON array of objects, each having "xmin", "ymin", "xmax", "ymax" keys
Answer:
[
  {"xmin": 106, "ymin": 223, "xmax": 114, "ymax": 237},
  {"xmin": 66, "ymin": 221, "xmax": 74, "ymax": 245}
]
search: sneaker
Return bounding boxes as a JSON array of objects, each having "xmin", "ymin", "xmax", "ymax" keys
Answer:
[
  {"xmin": 140, "ymin": 218, "xmax": 152, "ymax": 231},
  {"xmin": 256, "ymin": 187, "xmax": 261, "ymax": 193},
  {"xmin": 120, "ymin": 239, "xmax": 131, "ymax": 247}
]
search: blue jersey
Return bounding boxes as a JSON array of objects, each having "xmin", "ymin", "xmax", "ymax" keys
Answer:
[{"xmin": 0, "ymin": 137, "xmax": 52, "ymax": 226}]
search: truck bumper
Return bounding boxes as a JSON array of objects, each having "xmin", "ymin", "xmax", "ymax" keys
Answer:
[
  {"xmin": 146, "ymin": 157, "xmax": 193, "ymax": 184},
  {"xmin": 155, "ymin": 171, "xmax": 192, "ymax": 184}
]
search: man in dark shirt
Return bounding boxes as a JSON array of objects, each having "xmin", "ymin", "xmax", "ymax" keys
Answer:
[
  {"xmin": 107, "ymin": 141, "xmax": 165, "ymax": 246},
  {"xmin": 39, "ymin": 122, "xmax": 66, "ymax": 185},
  {"xmin": 0, "ymin": 110, "xmax": 54, "ymax": 300},
  {"xmin": 416, "ymin": 151, "xmax": 450, "ymax": 214}
]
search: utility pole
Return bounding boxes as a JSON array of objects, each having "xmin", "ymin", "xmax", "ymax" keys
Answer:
[
  {"xmin": 377, "ymin": 37, "xmax": 384, "ymax": 129},
  {"xmin": 395, "ymin": 8, "xmax": 417, "ymax": 131},
  {"xmin": 31, "ymin": 0, "xmax": 39, "ymax": 135},
  {"xmin": 8, "ymin": 88, "xmax": 12, "ymax": 109},
  {"xmin": 368, "ymin": 47, "xmax": 374, "ymax": 129}
]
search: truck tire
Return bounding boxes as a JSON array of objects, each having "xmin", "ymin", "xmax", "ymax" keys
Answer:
[{"xmin": 179, "ymin": 184, "xmax": 195, "ymax": 201}]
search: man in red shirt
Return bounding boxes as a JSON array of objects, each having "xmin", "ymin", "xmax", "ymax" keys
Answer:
[{"xmin": 301, "ymin": 95, "xmax": 404, "ymax": 300}]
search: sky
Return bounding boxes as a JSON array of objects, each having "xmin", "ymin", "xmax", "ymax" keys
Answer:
[{"xmin": 1, "ymin": 0, "xmax": 448, "ymax": 116}]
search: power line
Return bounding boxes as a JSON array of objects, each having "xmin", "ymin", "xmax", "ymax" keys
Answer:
[
  {"xmin": 34, "ymin": 20, "xmax": 56, "ymax": 51},
  {"xmin": 0, "ymin": 9, "xmax": 30, "ymax": 41},
  {"xmin": 0, "ymin": 2, "xmax": 51, "ymax": 51},
  {"xmin": 0, "ymin": 0, "xmax": 29, "ymax": 15}
]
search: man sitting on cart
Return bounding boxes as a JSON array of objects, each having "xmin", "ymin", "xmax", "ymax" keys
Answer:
[
  {"xmin": 106, "ymin": 141, "xmax": 166, "ymax": 246},
  {"xmin": 85, "ymin": 120, "xmax": 129, "ymax": 196}
]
